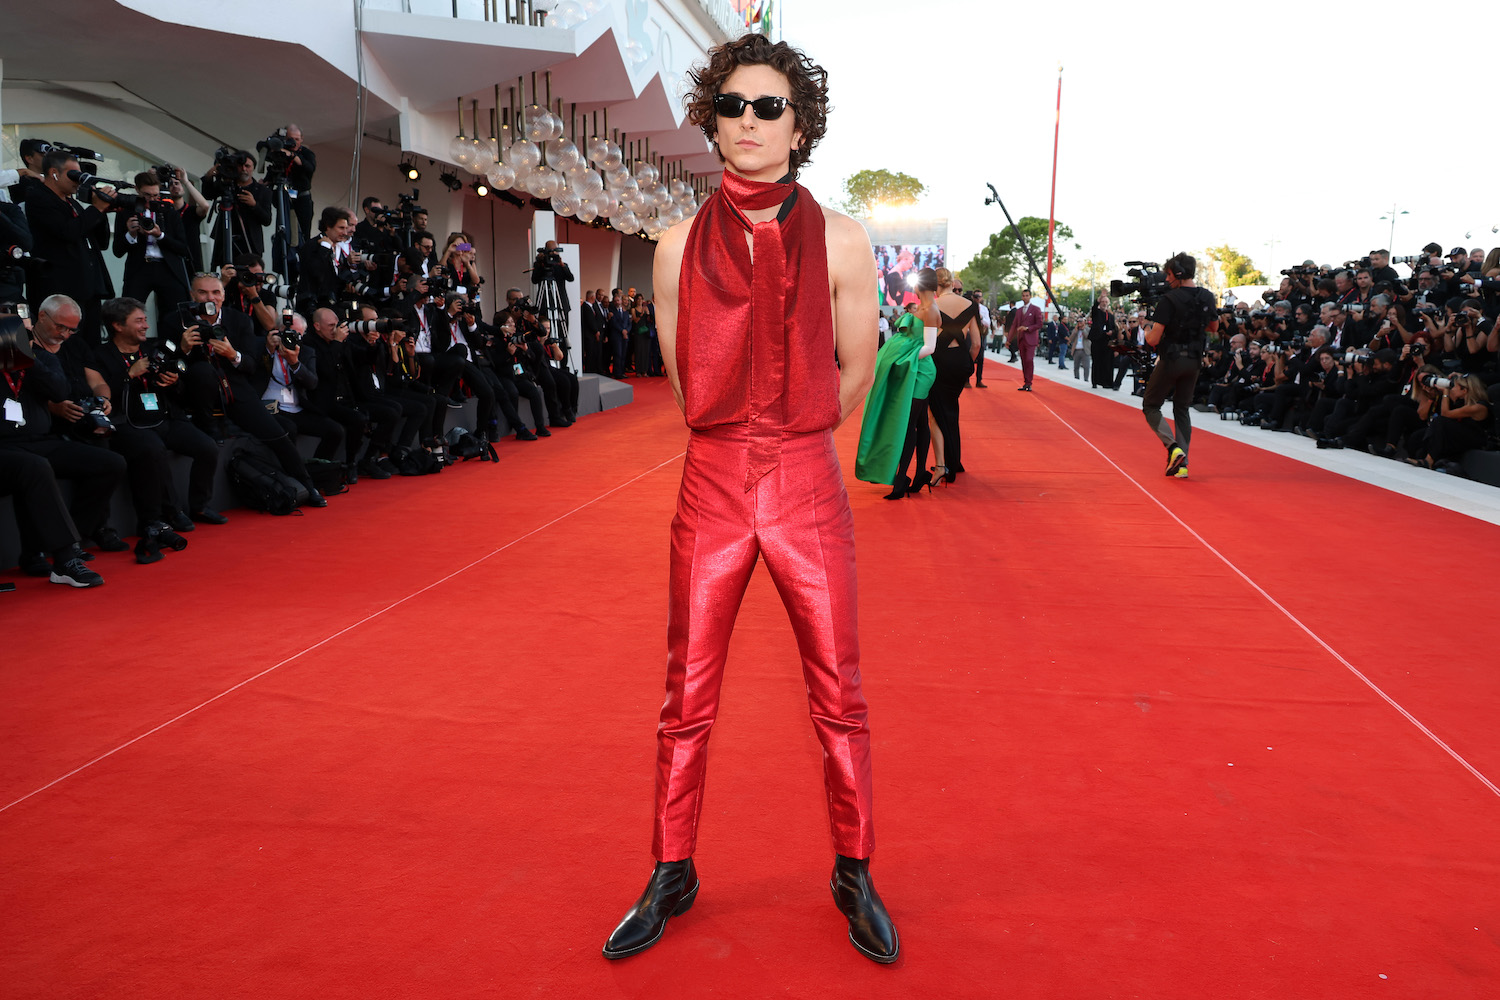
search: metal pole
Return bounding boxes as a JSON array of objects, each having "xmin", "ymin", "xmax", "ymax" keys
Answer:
[
  {"xmin": 985, "ymin": 183, "xmax": 1058, "ymax": 308},
  {"xmin": 1045, "ymin": 65, "xmax": 1062, "ymax": 298}
]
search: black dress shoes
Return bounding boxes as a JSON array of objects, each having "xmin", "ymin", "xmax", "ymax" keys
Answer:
[
  {"xmin": 92, "ymin": 527, "xmax": 130, "ymax": 552},
  {"xmin": 602, "ymin": 859, "xmax": 699, "ymax": 960},
  {"xmin": 165, "ymin": 508, "xmax": 196, "ymax": 533},
  {"xmin": 303, "ymin": 488, "xmax": 329, "ymax": 508},
  {"xmin": 830, "ymin": 854, "xmax": 899, "ymax": 964},
  {"xmin": 190, "ymin": 507, "xmax": 229, "ymax": 525}
]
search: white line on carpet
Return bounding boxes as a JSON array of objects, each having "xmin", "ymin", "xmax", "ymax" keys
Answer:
[{"xmin": 1036, "ymin": 397, "xmax": 1500, "ymax": 799}]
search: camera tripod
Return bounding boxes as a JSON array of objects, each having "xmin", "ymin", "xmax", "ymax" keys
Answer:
[{"xmin": 531, "ymin": 277, "xmax": 574, "ymax": 373}]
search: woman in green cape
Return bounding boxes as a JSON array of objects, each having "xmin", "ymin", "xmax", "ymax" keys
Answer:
[{"xmin": 855, "ymin": 267, "xmax": 940, "ymax": 499}]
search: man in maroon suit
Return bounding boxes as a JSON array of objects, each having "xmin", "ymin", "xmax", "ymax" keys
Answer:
[{"xmin": 1012, "ymin": 288, "xmax": 1043, "ymax": 390}]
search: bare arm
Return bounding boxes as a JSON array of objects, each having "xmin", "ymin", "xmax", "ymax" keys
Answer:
[
  {"xmin": 828, "ymin": 212, "xmax": 878, "ymax": 429},
  {"xmin": 653, "ymin": 218, "xmax": 690, "ymax": 414}
]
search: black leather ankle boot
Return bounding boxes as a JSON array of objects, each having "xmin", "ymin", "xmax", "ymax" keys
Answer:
[
  {"xmin": 602, "ymin": 859, "xmax": 699, "ymax": 959},
  {"xmin": 830, "ymin": 854, "xmax": 899, "ymax": 963}
]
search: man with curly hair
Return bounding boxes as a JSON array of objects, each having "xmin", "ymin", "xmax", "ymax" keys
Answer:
[{"xmin": 602, "ymin": 34, "xmax": 898, "ymax": 964}]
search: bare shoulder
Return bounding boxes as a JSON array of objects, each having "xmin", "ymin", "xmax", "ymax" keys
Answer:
[
  {"xmin": 820, "ymin": 203, "xmax": 871, "ymax": 254},
  {"xmin": 653, "ymin": 216, "xmax": 695, "ymax": 286}
]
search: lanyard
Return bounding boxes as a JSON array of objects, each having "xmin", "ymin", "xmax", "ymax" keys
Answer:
[{"xmin": 2, "ymin": 370, "xmax": 24, "ymax": 396}]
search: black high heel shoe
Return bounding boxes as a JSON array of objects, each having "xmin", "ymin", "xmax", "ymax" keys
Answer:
[
  {"xmin": 910, "ymin": 468, "xmax": 933, "ymax": 492},
  {"xmin": 883, "ymin": 474, "xmax": 910, "ymax": 500}
]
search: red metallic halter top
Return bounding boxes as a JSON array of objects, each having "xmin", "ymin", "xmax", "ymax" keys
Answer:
[{"xmin": 677, "ymin": 170, "xmax": 841, "ymax": 489}]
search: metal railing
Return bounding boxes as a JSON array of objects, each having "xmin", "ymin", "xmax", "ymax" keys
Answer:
[
  {"xmin": 361, "ymin": 0, "xmax": 561, "ymax": 26},
  {"xmin": 693, "ymin": 0, "xmax": 772, "ymax": 40}
]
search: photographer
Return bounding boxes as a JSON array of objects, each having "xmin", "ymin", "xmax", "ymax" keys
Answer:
[
  {"xmin": 164, "ymin": 272, "xmax": 326, "ymax": 506},
  {"xmin": 81, "ymin": 297, "xmax": 219, "ymax": 560},
  {"xmin": 0, "ymin": 187, "xmax": 31, "ymax": 306},
  {"xmin": 489, "ymin": 312, "xmax": 545, "ymax": 440},
  {"xmin": 354, "ymin": 197, "xmax": 399, "ymax": 254},
  {"xmin": 24, "ymin": 149, "xmax": 118, "ymax": 342},
  {"xmin": 1248, "ymin": 328, "xmax": 1325, "ymax": 431},
  {"xmin": 2, "ymin": 298, "xmax": 129, "ymax": 565},
  {"xmin": 201, "ymin": 149, "xmax": 271, "ymax": 268},
  {"xmin": 1317, "ymin": 348, "xmax": 1403, "ymax": 450},
  {"xmin": 1301, "ymin": 347, "xmax": 1347, "ymax": 438},
  {"xmin": 0, "ymin": 313, "xmax": 109, "ymax": 587},
  {"xmin": 265, "ymin": 125, "xmax": 315, "ymax": 247},
  {"xmin": 1143, "ymin": 253, "xmax": 1218, "ymax": 477},
  {"xmin": 429, "ymin": 292, "xmax": 504, "ymax": 443},
  {"xmin": 163, "ymin": 166, "xmax": 213, "ymax": 275},
  {"xmin": 304, "ymin": 307, "xmax": 398, "ymax": 481},
  {"xmin": 1406, "ymin": 373, "xmax": 1490, "ymax": 471},
  {"xmin": 504, "ymin": 289, "xmax": 574, "ymax": 427},
  {"xmin": 299, "ymin": 206, "xmax": 374, "ymax": 311},
  {"xmin": 222, "ymin": 254, "xmax": 283, "ymax": 334},
  {"xmin": 7, "ymin": 139, "xmax": 50, "ymax": 204},
  {"xmin": 255, "ymin": 309, "xmax": 345, "ymax": 469},
  {"xmin": 112, "ymin": 170, "xmax": 192, "ymax": 317},
  {"xmin": 346, "ymin": 303, "xmax": 436, "ymax": 455},
  {"xmin": 535, "ymin": 317, "xmax": 580, "ymax": 423}
]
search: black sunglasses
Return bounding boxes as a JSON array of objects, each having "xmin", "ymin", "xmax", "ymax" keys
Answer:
[{"xmin": 713, "ymin": 94, "xmax": 793, "ymax": 121}]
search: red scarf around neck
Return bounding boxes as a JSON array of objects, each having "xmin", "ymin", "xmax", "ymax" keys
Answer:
[{"xmin": 677, "ymin": 169, "xmax": 840, "ymax": 489}]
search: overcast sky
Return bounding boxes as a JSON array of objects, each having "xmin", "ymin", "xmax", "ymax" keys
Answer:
[{"xmin": 777, "ymin": 0, "xmax": 1500, "ymax": 286}]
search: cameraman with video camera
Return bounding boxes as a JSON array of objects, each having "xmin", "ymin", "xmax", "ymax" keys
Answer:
[
  {"xmin": 1142, "ymin": 253, "xmax": 1218, "ymax": 477},
  {"xmin": 201, "ymin": 149, "xmax": 271, "ymax": 268},
  {"xmin": 24, "ymin": 149, "xmax": 119, "ymax": 342},
  {"xmin": 263, "ymin": 125, "xmax": 315, "ymax": 247},
  {"xmin": 112, "ymin": 170, "xmax": 192, "ymax": 317},
  {"xmin": 164, "ymin": 272, "xmax": 326, "ymax": 505}
]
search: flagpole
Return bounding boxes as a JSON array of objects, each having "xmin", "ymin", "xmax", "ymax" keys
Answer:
[{"xmin": 1045, "ymin": 64, "xmax": 1062, "ymax": 306}]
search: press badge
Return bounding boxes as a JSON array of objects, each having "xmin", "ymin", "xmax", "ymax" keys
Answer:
[
  {"xmin": 3, "ymin": 398, "xmax": 23, "ymax": 426},
  {"xmin": 140, "ymin": 393, "xmax": 160, "ymax": 411},
  {"xmin": 513, "ymin": 362, "xmax": 524, "ymax": 376}
]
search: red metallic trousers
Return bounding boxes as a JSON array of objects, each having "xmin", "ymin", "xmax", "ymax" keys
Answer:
[{"xmin": 652, "ymin": 425, "xmax": 876, "ymax": 862}]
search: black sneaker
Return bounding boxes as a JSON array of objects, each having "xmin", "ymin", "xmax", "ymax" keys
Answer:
[
  {"xmin": 18, "ymin": 551, "xmax": 51, "ymax": 577},
  {"xmin": 92, "ymin": 527, "xmax": 130, "ymax": 552},
  {"xmin": 51, "ymin": 550, "xmax": 105, "ymax": 588}
]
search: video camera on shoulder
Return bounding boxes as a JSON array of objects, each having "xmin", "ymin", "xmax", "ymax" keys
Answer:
[{"xmin": 1109, "ymin": 261, "xmax": 1168, "ymax": 307}]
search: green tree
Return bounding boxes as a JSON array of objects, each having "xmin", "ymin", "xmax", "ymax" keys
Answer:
[
  {"xmin": 957, "ymin": 217, "xmax": 1079, "ymax": 302},
  {"xmin": 839, "ymin": 169, "xmax": 926, "ymax": 217},
  {"xmin": 1206, "ymin": 244, "xmax": 1267, "ymax": 286}
]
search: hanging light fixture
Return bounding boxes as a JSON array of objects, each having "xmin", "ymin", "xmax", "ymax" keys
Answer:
[
  {"xmin": 399, "ymin": 158, "xmax": 421, "ymax": 182},
  {"xmin": 440, "ymin": 169, "xmax": 463, "ymax": 192},
  {"xmin": 471, "ymin": 179, "xmax": 490, "ymax": 198}
]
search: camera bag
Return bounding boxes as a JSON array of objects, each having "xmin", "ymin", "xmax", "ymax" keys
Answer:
[
  {"xmin": 302, "ymin": 457, "xmax": 349, "ymax": 497},
  {"xmin": 226, "ymin": 448, "xmax": 308, "ymax": 515},
  {"xmin": 389, "ymin": 445, "xmax": 442, "ymax": 476}
]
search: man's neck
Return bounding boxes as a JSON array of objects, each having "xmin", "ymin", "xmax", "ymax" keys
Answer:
[{"xmin": 112, "ymin": 335, "xmax": 140, "ymax": 354}]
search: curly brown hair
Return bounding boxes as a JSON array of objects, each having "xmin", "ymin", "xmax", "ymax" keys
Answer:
[{"xmin": 683, "ymin": 34, "xmax": 830, "ymax": 176}]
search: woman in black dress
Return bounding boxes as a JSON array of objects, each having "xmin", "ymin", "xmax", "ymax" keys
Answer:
[{"xmin": 927, "ymin": 268, "xmax": 981, "ymax": 481}]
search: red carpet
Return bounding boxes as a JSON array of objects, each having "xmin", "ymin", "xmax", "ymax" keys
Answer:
[{"xmin": 4, "ymin": 372, "xmax": 1499, "ymax": 998}]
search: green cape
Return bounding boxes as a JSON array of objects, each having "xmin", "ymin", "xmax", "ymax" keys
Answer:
[{"xmin": 855, "ymin": 314, "xmax": 934, "ymax": 485}]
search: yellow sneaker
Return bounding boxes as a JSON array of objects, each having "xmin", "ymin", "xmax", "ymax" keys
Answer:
[{"xmin": 1165, "ymin": 446, "xmax": 1187, "ymax": 476}]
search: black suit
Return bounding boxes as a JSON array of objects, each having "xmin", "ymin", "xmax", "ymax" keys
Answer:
[
  {"xmin": 580, "ymin": 299, "xmax": 604, "ymax": 373},
  {"xmin": 162, "ymin": 308, "xmax": 311, "ymax": 486},
  {"xmin": 113, "ymin": 209, "xmax": 191, "ymax": 314},
  {"xmin": 427, "ymin": 307, "xmax": 501, "ymax": 437},
  {"xmin": 604, "ymin": 305, "xmax": 630, "ymax": 378},
  {"xmin": 23, "ymin": 185, "xmax": 115, "ymax": 340},
  {"xmin": 1088, "ymin": 305, "xmax": 1117, "ymax": 388}
]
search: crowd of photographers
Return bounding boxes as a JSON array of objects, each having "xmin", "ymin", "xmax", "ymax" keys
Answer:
[
  {"xmin": 1033, "ymin": 246, "xmax": 1497, "ymax": 478},
  {"xmin": 1, "ymin": 131, "xmax": 586, "ymax": 591}
]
